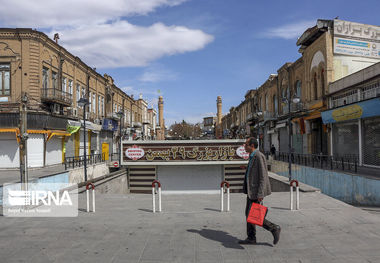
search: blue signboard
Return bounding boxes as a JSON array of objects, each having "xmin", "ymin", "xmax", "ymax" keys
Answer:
[
  {"xmin": 321, "ymin": 97, "xmax": 380, "ymax": 124},
  {"xmin": 102, "ymin": 119, "xmax": 118, "ymax": 131}
]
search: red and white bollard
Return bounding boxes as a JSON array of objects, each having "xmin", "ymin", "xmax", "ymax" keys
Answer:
[
  {"xmin": 86, "ymin": 183, "xmax": 96, "ymax": 212},
  {"xmin": 152, "ymin": 180, "xmax": 162, "ymax": 213},
  {"xmin": 290, "ymin": 180, "xmax": 300, "ymax": 211},
  {"xmin": 220, "ymin": 181, "xmax": 230, "ymax": 212}
]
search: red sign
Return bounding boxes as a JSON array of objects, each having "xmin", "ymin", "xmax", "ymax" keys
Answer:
[
  {"xmin": 236, "ymin": 146, "xmax": 249, "ymax": 160},
  {"xmin": 125, "ymin": 145, "xmax": 145, "ymax": 160},
  {"xmin": 113, "ymin": 161, "xmax": 119, "ymax": 167}
]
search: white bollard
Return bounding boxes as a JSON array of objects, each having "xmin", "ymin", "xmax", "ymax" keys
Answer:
[
  {"xmin": 290, "ymin": 180, "xmax": 300, "ymax": 211},
  {"xmin": 220, "ymin": 187, "xmax": 224, "ymax": 212},
  {"xmin": 86, "ymin": 183, "xmax": 95, "ymax": 212},
  {"xmin": 152, "ymin": 187, "xmax": 156, "ymax": 213},
  {"xmin": 220, "ymin": 181, "xmax": 230, "ymax": 212},
  {"xmin": 227, "ymin": 188, "xmax": 230, "ymax": 212},
  {"xmin": 152, "ymin": 180, "xmax": 161, "ymax": 213},
  {"xmin": 158, "ymin": 187, "xmax": 162, "ymax": 212}
]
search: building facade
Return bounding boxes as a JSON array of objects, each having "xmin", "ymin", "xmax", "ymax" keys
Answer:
[
  {"xmin": 221, "ymin": 19, "xmax": 380, "ymax": 162},
  {"xmin": 0, "ymin": 28, "xmax": 158, "ymax": 168}
]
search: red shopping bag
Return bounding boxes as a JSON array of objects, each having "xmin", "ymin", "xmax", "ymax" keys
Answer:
[{"xmin": 247, "ymin": 202, "xmax": 267, "ymax": 226}]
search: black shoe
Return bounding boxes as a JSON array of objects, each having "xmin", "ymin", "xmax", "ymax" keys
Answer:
[
  {"xmin": 238, "ymin": 238, "xmax": 257, "ymax": 245},
  {"xmin": 271, "ymin": 226, "xmax": 281, "ymax": 245}
]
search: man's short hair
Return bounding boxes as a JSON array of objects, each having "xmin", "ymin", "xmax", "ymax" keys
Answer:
[{"xmin": 247, "ymin": 137, "xmax": 258, "ymax": 149}]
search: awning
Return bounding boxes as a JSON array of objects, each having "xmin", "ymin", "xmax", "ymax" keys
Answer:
[
  {"xmin": 321, "ymin": 97, "xmax": 380, "ymax": 124},
  {"xmin": 0, "ymin": 128, "xmax": 20, "ymax": 143},
  {"xmin": 303, "ymin": 111, "xmax": 321, "ymax": 120},
  {"xmin": 46, "ymin": 130, "xmax": 71, "ymax": 142}
]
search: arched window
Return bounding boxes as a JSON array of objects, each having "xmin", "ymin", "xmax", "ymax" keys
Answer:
[
  {"xmin": 265, "ymin": 93, "xmax": 269, "ymax": 111},
  {"xmin": 321, "ymin": 69, "xmax": 325, "ymax": 96},
  {"xmin": 295, "ymin": 80, "xmax": 302, "ymax": 99},
  {"xmin": 273, "ymin": 95, "xmax": 278, "ymax": 114},
  {"xmin": 313, "ymin": 72, "xmax": 318, "ymax": 100}
]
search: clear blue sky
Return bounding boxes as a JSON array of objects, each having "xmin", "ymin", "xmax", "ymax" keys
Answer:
[{"xmin": 1, "ymin": 0, "xmax": 379, "ymax": 125}]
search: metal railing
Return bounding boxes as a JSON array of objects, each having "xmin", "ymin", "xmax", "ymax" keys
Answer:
[
  {"xmin": 64, "ymin": 153, "xmax": 106, "ymax": 170},
  {"xmin": 41, "ymin": 88, "xmax": 72, "ymax": 105},
  {"xmin": 266, "ymin": 151, "xmax": 358, "ymax": 173}
]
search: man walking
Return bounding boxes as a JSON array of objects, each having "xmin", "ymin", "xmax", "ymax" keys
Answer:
[{"xmin": 239, "ymin": 137, "xmax": 281, "ymax": 245}]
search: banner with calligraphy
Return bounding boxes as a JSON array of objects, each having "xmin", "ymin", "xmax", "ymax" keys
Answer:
[
  {"xmin": 334, "ymin": 19, "xmax": 380, "ymax": 59},
  {"xmin": 122, "ymin": 141, "xmax": 248, "ymax": 163}
]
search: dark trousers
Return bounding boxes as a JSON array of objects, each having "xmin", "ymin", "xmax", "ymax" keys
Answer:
[{"xmin": 245, "ymin": 197, "xmax": 277, "ymax": 240}]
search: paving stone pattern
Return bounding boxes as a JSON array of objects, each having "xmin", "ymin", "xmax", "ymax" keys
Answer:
[{"xmin": 1, "ymin": 192, "xmax": 380, "ymax": 262}]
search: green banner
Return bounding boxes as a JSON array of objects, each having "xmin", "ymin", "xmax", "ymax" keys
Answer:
[{"xmin": 67, "ymin": 125, "xmax": 81, "ymax": 134}]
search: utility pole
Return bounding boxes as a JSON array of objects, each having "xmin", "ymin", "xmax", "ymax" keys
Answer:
[{"xmin": 19, "ymin": 92, "xmax": 28, "ymax": 190}]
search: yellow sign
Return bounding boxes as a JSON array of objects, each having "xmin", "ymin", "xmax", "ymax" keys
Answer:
[{"xmin": 332, "ymin": 104, "xmax": 363, "ymax": 122}]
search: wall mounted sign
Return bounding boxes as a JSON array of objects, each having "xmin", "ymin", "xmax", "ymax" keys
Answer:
[
  {"xmin": 125, "ymin": 145, "xmax": 145, "ymax": 160},
  {"xmin": 122, "ymin": 140, "xmax": 247, "ymax": 163}
]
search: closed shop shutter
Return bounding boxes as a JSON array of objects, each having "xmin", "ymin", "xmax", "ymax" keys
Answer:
[
  {"xmin": 279, "ymin": 127, "xmax": 289, "ymax": 152},
  {"xmin": 65, "ymin": 136, "xmax": 75, "ymax": 158},
  {"xmin": 46, "ymin": 137, "xmax": 62, "ymax": 166},
  {"xmin": 263, "ymin": 127, "xmax": 270, "ymax": 152},
  {"xmin": 0, "ymin": 133, "xmax": 19, "ymax": 168},
  {"xmin": 332, "ymin": 120, "xmax": 359, "ymax": 158},
  {"xmin": 27, "ymin": 134, "xmax": 44, "ymax": 168},
  {"xmin": 362, "ymin": 117, "xmax": 380, "ymax": 167}
]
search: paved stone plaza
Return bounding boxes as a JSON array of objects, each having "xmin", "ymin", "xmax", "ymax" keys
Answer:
[{"xmin": 1, "ymin": 191, "xmax": 380, "ymax": 263}]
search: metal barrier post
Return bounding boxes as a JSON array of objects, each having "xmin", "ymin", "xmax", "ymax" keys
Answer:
[
  {"xmin": 152, "ymin": 180, "xmax": 162, "ymax": 213},
  {"xmin": 290, "ymin": 180, "xmax": 299, "ymax": 210},
  {"xmin": 86, "ymin": 183, "xmax": 95, "ymax": 212},
  {"xmin": 220, "ymin": 181, "xmax": 230, "ymax": 212}
]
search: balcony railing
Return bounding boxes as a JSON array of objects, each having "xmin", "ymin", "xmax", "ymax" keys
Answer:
[{"xmin": 41, "ymin": 88, "xmax": 72, "ymax": 106}]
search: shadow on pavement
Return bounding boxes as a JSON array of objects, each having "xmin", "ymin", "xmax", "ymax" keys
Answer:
[
  {"xmin": 270, "ymin": 207, "xmax": 289, "ymax": 211},
  {"xmin": 138, "ymin": 208, "xmax": 153, "ymax": 213},
  {"xmin": 204, "ymin": 208, "xmax": 220, "ymax": 212},
  {"xmin": 187, "ymin": 229, "xmax": 247, "ymax": 249}
]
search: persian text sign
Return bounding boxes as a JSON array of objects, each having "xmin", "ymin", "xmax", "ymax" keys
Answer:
[
  {"xmin": 334, "ymin": 19, "xmax": 380, "ymax": 59},
  {"xmin": 122, "ymin": 141, "xmax": 247, "ymax": 163}
]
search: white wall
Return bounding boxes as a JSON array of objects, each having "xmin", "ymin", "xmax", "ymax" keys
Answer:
[
  {"xmin": 0, "ymin": 133, "xmax": 20, "ymax": 168},
  {"xmin": 46, "ymin": 137, "xmax": 62, "ymax": 166},
  {"xmin": 333, "ymin": 55, "xmax": 380, "ymax": 81}
]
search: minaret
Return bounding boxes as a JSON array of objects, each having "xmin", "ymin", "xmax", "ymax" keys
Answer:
[
  {"xmin": 216, "ymin": 96, "xmax": 223, "ymax": 139},
  {"xmin": 157, "ymin": 96, "xmax": 165, "ymax": 140},
  {"xmin": 217, "ymin": 96, "xmax": 222, "ymax": 126}
]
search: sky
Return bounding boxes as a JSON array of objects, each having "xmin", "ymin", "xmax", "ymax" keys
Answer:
[{"xmin": 1, "ymin": 0, "xmax": 379, "ymax": 126}]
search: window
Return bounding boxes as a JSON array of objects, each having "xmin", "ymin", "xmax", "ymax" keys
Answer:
[
  {"xmin": 89, "ymin": 92, "xmax": 92, "ymax": 111},
  {"xmin": 313, "ymin": 73, "xmax": 318, "ymax": 100},
  {"xmin": 42, "ymin": 67, "xmax": 49, "ymax": 91},
  {"xmin": 295, "ymin": 80, "xmax": 302, "ymax": 98},
  {"xmin": 102, "ymin": 97, "xmax": 104, "ymax": 115},
  {"xmin": 76, "ymin": 84, "xmax": 80, "ymax": 101},
  {"xmin": 62, "ymin": 77, "xmax": 67, "ymax": 93},
  {"xmin": 68, "ymin": 80, "xmax": 73, "ymax": 95},
  {"xmin": 273, "ymin": 95, "xmax": 278, "ymax": 114},
  {"xmin": 82, "ymin": 87, "xmax": 85, "ymax": 99},
  {"xmin": 98, "ymin": 95, "xmax": 101, "ymax": 114},
  {"xmin": 265, "ymin": 94, "xmax": 269, "ymax": 111},
  {"xmin": 0, "ymin": 64, "xmax": 10, "ymax": 96},
  {"xmin": 52, "ymin": 72, "xmax": 57, "ymax": 90},
  {"xmin": 92, "ymin": 93, "xmax": 96, "ymax": 113}
]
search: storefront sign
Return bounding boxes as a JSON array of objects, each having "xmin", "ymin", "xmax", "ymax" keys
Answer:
[
  {"xmin": 322, "ymin": 97, "xmax": 380, "ymax": 124},
  {"xmin": 102, "ymin": 119, "xmax": 118, "ymax": 131},
  {"xmin": 125, "ymin": 145, "xmax": 145, "ymax": 160},
  {"xmin": 334, "ymin": 19, "xmax": 380, "ymax": 59},
  {"xmin": 122, "ymin": 141, "xmax": 247, "ymax": 163}
]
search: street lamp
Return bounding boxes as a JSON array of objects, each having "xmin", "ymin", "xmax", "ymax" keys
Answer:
[
  {"xmin": 78, "ymin": 97, "xmax": 90, "ymax": 182},
  {"xmin": 282, "ymin": 95, "xmax": 300, "ymax": 181},
  {"xmin": 116, "ymin": 110, "xmax": 124, "ymax": 167}
]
